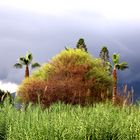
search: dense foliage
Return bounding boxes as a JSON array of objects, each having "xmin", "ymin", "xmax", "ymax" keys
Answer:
[
  {"xmin": 18, "ymin": 77, "xmax": 47, "ymax": 104},
  {"xmin": 18, "ymin": 49, "xmax": 113, "ymax": 106},
  {"xmin": 0, "ymin": 101, "xmax": 140, "ymax": 140}
]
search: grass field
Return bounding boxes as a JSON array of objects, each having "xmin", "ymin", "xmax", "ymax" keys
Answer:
[{"xmin": 0, "ymin": 100, "xmax": 140, "ymax": 140}]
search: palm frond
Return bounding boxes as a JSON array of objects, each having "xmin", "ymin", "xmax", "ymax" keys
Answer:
[
  {"xmin": 119, "ymin": 62, "xmax": 129, "ymax": 70},
  {"xmin": 31, "ymin": 62, "xmax": 41, "ymax": 69},
  {"xmin": 115, "ymin": 64, "xmax": 120, "ymax": 69},
  {"xmin": 27, "ymin": 53, "xmax": 33, "ymax": 61},
  {"xmin": 112, "ymin": 53, "xmax": 120, "ymax": 64},
  {"xmin": 25, "ymin": 52, "xmax": 33, "ymax": 65},
  {"xmin": 19, "ymin": 57, "xmax": 27, "ymax": 65},
  {"xmin": 14, "ymin": 63, "xmax": 22, "ymax": 68}
]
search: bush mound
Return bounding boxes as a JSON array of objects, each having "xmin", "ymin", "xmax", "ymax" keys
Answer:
[
  {"xmin": 18, "ymin": 49, "xmax": 113, "ymax": 107},
  {"xmin": 18, "ymin": 77, "xmax": 47, "ymax": 104}
]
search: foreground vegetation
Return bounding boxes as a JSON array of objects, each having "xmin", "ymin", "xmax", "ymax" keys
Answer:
[
  {"xmin": 10, "ymin": 39, "xmax": 133, "ymax": 140},
  {"xmin": 0, "ymin": 101, "xmax": 140, "ymax": 140}
]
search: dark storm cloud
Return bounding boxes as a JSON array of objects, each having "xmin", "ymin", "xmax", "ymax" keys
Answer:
[{"xmin": 0, "ymin": 6, "xmax": 140, "ymax": 86}]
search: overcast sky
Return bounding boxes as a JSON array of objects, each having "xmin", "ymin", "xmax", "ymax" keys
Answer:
[{"xmin": 0, "ymin": 0, "xmax": 140, "ymax": 94}]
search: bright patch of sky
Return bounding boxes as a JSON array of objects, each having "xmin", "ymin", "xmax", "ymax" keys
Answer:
[
  {"xmin": 0, "ymin": 0, "xmax": 140, "ymax": 21},
  {"xmin": 0, "ymin": 81, "xmax": 18, "ymax": 93}
]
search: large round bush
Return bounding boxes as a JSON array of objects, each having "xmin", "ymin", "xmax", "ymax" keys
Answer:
[{"xmin": 18, "ymin": 49, "xmax": 113, "ymax": 107}]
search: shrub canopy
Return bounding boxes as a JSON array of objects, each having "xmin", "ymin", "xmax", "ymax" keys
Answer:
[
  {"xmin": 33, "ymin": 49, "xmax": 112, "ymax": 83},
  {"xmin": 18, "ymin": 49, "xmax": 113, "ymax": 106}
]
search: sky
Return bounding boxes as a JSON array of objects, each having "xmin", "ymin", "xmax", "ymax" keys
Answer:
[{"xmin": 0, "ymin": 0, "xmax": 140, "ymax": 99}]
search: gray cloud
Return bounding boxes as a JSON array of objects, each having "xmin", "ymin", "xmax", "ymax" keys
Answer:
[{"xmin": 0, "ymin": 6, "xmax": 140, "ymax": 87}]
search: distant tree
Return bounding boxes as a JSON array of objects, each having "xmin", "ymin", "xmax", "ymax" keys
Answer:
[
  {"xmin": 76, "ymin": 38, "xmax": 88, "ymax": 52},
  {"xmin": 14, "ymin": 52, "xmax": 40, "ymax": 78},
  {"xmin": 112, "ymin": 53, "xmax": 128, "ymax": 104},
  {"xmin": 99, "ymin": 46, "xmax": 109, "ymax": 64},
  {"xmin": 99, "ymin": 46, "xmax": 112, "ymax": 74}
]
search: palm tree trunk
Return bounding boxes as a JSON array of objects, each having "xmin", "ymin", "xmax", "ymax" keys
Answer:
[
  {"xmin": 25, "ymin": 65, "xmax": 29, "ymax": 78},
  {"xmin": 112, "ymin": 66, "xmax": 117, "ymax": 104}
]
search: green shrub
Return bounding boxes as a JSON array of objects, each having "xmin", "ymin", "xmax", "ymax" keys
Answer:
[
  {"xmin": 19, "ymin": 49, "xmax": 113, "ymax": 106},
  {"xmin": 32, "ymin": 63, "xmax": 53, "ymax": 80}
]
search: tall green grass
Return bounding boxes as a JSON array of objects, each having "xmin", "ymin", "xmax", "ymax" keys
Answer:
[{"xmin": 0, "ymin": 100, "xmax": 140, "ymax": 140}]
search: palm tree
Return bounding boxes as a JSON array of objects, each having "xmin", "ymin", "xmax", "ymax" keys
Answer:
[
  {"xmin": 112, "ymin": 53, "xmax": 128, "ymax": 104},
  {"xmin": 14, "ymin": 52, "xmax": 40, "ymax": 78}
]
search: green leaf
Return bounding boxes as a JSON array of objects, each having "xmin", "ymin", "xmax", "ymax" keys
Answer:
[
  {"xmin": 115, "ymin": 64, "xmax": 120, "ymax": 69},
  {"xmin": 112, "ymin": 53, "xmax": 120, "ymax": 64},
  {"xmin": 119, "ymin": 62, "xmax": 129, "ymax": 70},
  {"xmin": 31, "ymin": 63, "xmax": 41, "ymax": 69},
  {"xmin": 115, "ymin": 62, "xmax": 128, "ymax": 70},
  {"xmin": 14, "ymin": 63, "xmax": 22, "ymax": 68},
  {"xmin": 25, "ymin": 52, "xmax": 33, "ymax": 65},
  {"xmin": 19, "ymin": 57, "xmax": 27, "ymax": 65},
  {"xmin": 27, "ymin": 53, "xmax": 33, "ymax": 61}
]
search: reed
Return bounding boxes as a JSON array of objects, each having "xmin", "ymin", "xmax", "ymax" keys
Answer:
[{"xmin": 0, "ymin": 99, "xmax": 140, "ymax": 140}]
